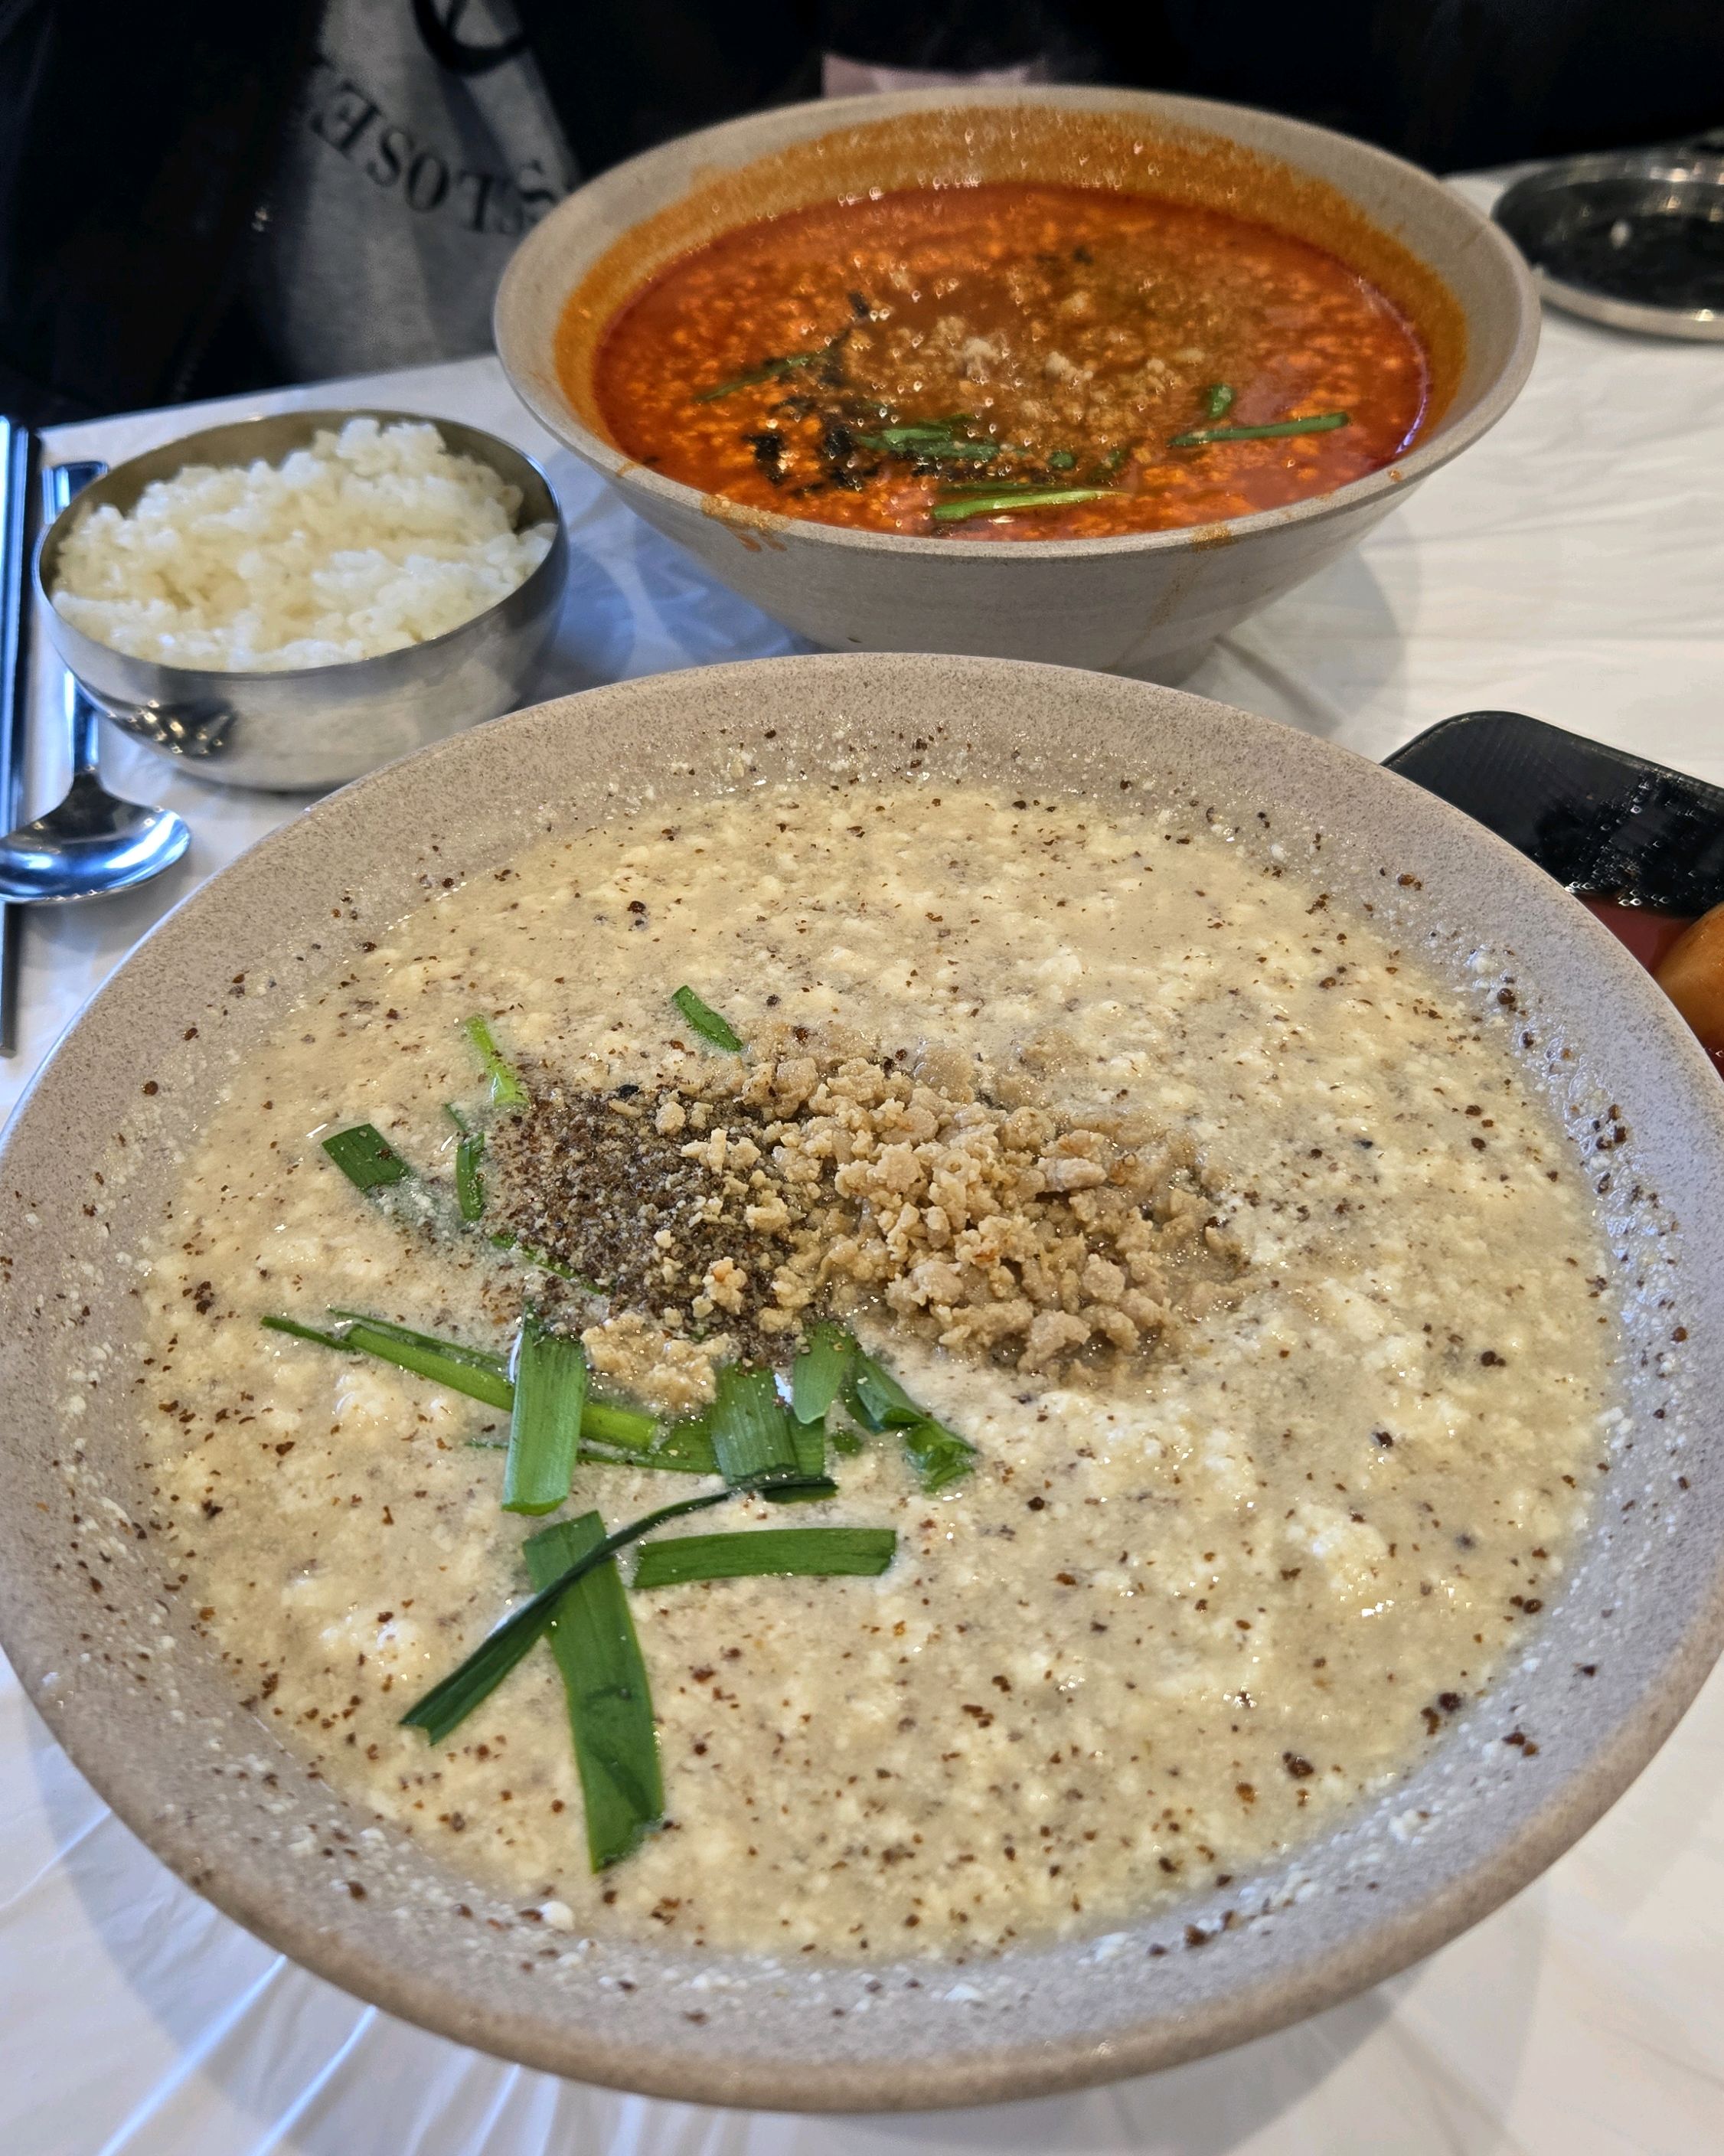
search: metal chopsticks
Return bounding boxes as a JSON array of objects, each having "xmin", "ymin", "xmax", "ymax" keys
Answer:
[{"xmin": 0, "ymin": 416, "xmax": 40, "ymax": 1055}]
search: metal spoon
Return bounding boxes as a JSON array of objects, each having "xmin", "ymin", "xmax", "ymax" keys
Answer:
[
  {"xmin": 0, "ymin": 678, "xmax": 192, "ymax": 901},
  {"xmin": 0, "ymin": 462, "xmax": 190, "ymax": 904}
]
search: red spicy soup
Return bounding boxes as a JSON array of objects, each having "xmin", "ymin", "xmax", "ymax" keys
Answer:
[{"xmin": 585, "ymin": 181, "xmax": 1431, "ymax": 541}]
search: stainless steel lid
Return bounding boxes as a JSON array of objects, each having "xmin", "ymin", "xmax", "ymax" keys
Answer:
[{"xmin": 1493, "ymin": 145, "xmax": 1724, "ymax": 341}]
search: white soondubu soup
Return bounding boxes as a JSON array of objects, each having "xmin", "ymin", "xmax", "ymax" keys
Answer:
[{"xmin": 136, "ymin": 782, "xmax": 1618, "ymax": 1959}]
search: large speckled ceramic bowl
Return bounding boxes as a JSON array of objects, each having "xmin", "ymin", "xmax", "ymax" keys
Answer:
[
  {"xmin": 494, "ymin": 90, "xmax": 1539, "ymax": 678},
  {"xmin": 1, "ymin": 655, "xmax": 1719, "ymax": 2112}
]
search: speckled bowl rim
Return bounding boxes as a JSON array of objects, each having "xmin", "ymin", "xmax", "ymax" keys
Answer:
[
  {"xmin": 2, "ymin": 653, "xmax": 1721, "ymax": 2113},
  {"xmin": 495, "ymin": 85, "xmax": 1540, "ymax": 562}
]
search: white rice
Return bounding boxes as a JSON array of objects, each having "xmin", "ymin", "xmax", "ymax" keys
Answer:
[{"xmin": 51, "ymin": 416, "xmax": 556, "ymax": 672}]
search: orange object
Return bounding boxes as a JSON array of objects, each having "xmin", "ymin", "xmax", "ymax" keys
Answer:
[
  {"xmin": 584, "ymin": 181, "xmax": 1429, "ymax": 541},
  {"xmin": 1656, "ymin": 900, "xmax": 1724, "ymax": 1057},
  {"xmin": 1579, "ymin": 896, "xmax": 1694, "ymax": 973}
]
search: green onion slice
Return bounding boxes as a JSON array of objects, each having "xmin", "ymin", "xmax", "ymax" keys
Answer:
[
  {"xmin": 1046, "ymin": 449, "xmax": 1077, "ymax": 470},
  {"xmin": 788, "ymin": 1324, "xmax": 978, "ymax": 1491},
  {"xmin": 398, "ymin": 1471, "xmax": 831, "ymax": 1745},
  {"xmin": 846, "ymin": 1351, "xmax": 921, "ymax": 1429},
  {"xmin": 455, "ymin": 1135, "xmax": 485, "ymax": 1220},
  {"xmin": 694, "ymin": 351, "xmax": 827, "ymax": 402},
  {"xmin": 671, "ymin": 985, "xmax": 743, "ymax": 1051},
  {"xmin": 854, "ymin": 430, "xmax": 994, "ymax": 460},
  {"xmin": 344, "ymin": 1321, "xmax": 514, "ymax": 1410},
  {"xmin": 260, "ymin": 1314, "xmax": 351, "ymax": 1353},
  {"xmin": 1204, "ymin": 383, "xmax": 1236, "ymax": 420},
  {"xmin": 709, "ymin": 1363, "xmax": 800, "ymax": 1484},
  {"xmin": 464, "ymin": 1014, "xmax": 527, "ymax": 1108},
  {"xmin": 646, "ymin": 1412, "xmax": 721, "ymax": 1475},
  {"xmin": 327, "ymin": 1308, "xmax": 508, "ymax": 1375},
  {"xmin": 844, "ymin": 1346, "xmax": 977, "ymax": 1493},
  {"xmin": 262, "ymin": 1312, "xmax": 518, "ymax": 1411},
  {"xmin": 900, "ymin": 1416, "xmax": 978, "ymax": 1494},
  {"xmin": 489, "ymin": 1230, "xmax": 590, "ymax": 1286},
  {"xmin": 632, "ymin": 1526, "xmax": 896, "ymax": 1589},
  {"xmin": 580, "ymin": 1399, "xmax": 659, "ymax": 1452},
  {"xmin": 914, "ymin": 442, "xmax": 998, "ymax": 461},
  {"xmin": 446, "ymin": 1108, "xmax": 487, "ymax": 1222},
  {"xmin": 790, "ymin": 1320, "xmax": 856, "ymax": 1425},
  {"xmin": 1169, "ymin": 412, "xmax": 1349, "ymax": 447},
  {"xmin": 765, "ymin": 1413, "xmax": 828, "ymax": 1504},
  {"xmin": 525, "ymin": 1512, "xmax": 663, "ymax": 1870},
  {"xmin": 932, "ymin": 487, "xmax": 1115, "ymax": 524},
  {"xmin": 860, "ymin": 422, "xmax": 955, "ymax": 444},
  {"xmin": 264, "ymin": 1313, "xmax": 664, "ymax": 1457},
  {"xmin": 322, "ymin": 1123, "xmax": 412, "ymax": 1191},
  {"xmin": 502, "ymin": 1312, "xmax": 588, "ymax": 1515}
]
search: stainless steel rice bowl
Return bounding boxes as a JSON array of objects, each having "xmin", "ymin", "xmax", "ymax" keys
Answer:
[{"xmin": 36, "ymin": 409, "xmax": 569, "ymax": 792}]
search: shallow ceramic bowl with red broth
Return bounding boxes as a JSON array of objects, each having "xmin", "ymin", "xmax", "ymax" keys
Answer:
[{"xmin": 495, "ymin": 87, "xmax": 1538, "ymax": 676}]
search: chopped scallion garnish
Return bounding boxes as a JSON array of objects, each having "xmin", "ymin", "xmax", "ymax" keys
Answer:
[
  {"xmin": 694, "ymin": 351, "xmax": 827, "ymax": 402},
  {"xmin": 464, "ymin": 1015, "xmax": 527, "ymax": 1108},
  {"xmin": 854, "ymin": 428, "xmax": 994, "ymax": 461},
  {"xmin": 789, "ymin": 1325, "xmax": 980, "ymax": 1490},
  {"xmin": 900, "ymin": 1417, "xmax": 978, "ymax": 1494},
  {"xmin": 502, "ymin": 1311, "xmax": 587, "ymax": 1515},
  {"xmin": 1169, "ymin": 412, "xmax": 1349, "ymax": 447},
  {"xmin": 846, "ymin": 1351, "xmax": 919, "ymax": 1428},
  {"xmin": 322, "ymin": 1123, "xmax": 412, "ymax": 1191},
  {"xmin": 580, "ymin": 1399, "xmax": 660, "ymax": 1452},
  {"xmin": 326, "ymin": 1308, "xmax": 508, "ymax": 1376},
  {"xmin": 525, "ymin": 1513, "xmax": 663, "ymax": 1870},
  {"xmin": 708, "ymin": 1363, "xmax": 801, "ymax": 1484},
  {"xmin": 631, "ymin": 1526, "xmax": 896, "ymax": 1589},
  {"xmin": 264, "ymin": 1312, "xmax": 668, "ymax": 1456},
  {"xmin": 932, "ymin": 487, "xmax": 1115, "ymax": 523},
  {"xmin": 343, "ymin": 1321, "xmax": 514, "ymax": 1409},
  {"xmin": 768, "ymin": 1413, "xmax": 829, "ymax": 1504},
  {"xmin": 858, "ymin": 422, "xmax": 956, "ymax": 445},
  {"xmin": 845, "ymin": 1345, "xmax": 977, "ymax": 1493},
  {"xmin": 263, "ymin": 1309, "xmax": 517, "ymax": 1410},
  {"xmin": 399, "ymin": 1471, "xmax": 830, "ymax": 1744},
  {"xmin": 1204, "ymin": 383, "xmax": 1236, "ymax": 420},
  {"xmin": 455, "ymin": 1135, "xmax": 485, "ymax": 1220},
  {"xmin": 446, "ymin": 1106, "xmax": 485, "ymax": 1221},
  {"xmin": 647, "ymin": 1413, "xmax": 721, "ymax": 1475},
  {"xmin": 488, "ymin": 1230, "xmax": 590, "ymax": 1285},
  {"xmin": 576, "ymin": 1442, "xmax": 687, "ymax": 1472},
  {"xmin": 260, "ymin": 1314, "xmax": 352, "ymax": 1352},
  {"xmin": 671, "ymin": 985, "xmax": 743, "ymax": 1051},
  {"xmin": 791, "ymin": 1320, "xmax": 856, "ymax": 1425}
]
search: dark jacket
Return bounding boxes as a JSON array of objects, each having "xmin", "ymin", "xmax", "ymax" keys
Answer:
[
  {"xmin": 0, "ymin": 5, "xmax": 318, "ymax": 423},
  {"xmin": 0, "ymin": 0, "xmax": 819, "ymax": 423},
  {"xmin": 2, "ymin": 0, "xmax": 1719, "ymax": 425}
]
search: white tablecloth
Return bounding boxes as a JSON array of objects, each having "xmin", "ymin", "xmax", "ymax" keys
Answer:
[{"xmin": 4, "ymin": 178, "xmax": 1722, "ymax": 2154}]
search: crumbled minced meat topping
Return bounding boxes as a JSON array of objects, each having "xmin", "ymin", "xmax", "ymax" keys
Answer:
[{"xmin": 486, "ymin": 1027, "xmax": 1242, "ymax": 1396}]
